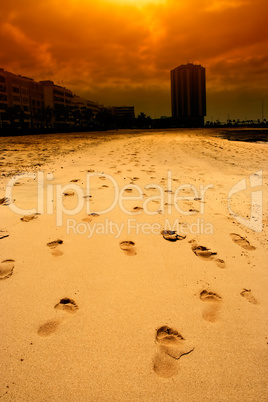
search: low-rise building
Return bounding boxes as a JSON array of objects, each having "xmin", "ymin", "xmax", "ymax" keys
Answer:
[
  {"xmin": 113, "ymin": 106, "xmax": 135, "ymax": 120},
  {"xmin": 39, "ymin": 80, "xmax": 75, "ymax": 128},
  {"xmin": 72, "ymin": 95, "xmax": 99, "ymax": 127},
  {"xmin": 0, "ymin": 68, "xmax": 101, "ymax": 131},
  {"xmin": 0, "ymin": 68, "xmax": 44, "ymax": 129}
]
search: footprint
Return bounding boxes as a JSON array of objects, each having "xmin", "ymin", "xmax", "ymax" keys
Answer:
[
  {"xmin": 214, "ymin": 258, "xmax": 225, "ymax": 268},
  {"xmin": 51, "ymin": 248, "xmax": 63, "ymax": 257},
  {"xmin": 82, "ymin": 216, "xmax": 92, "ymax": 222},
  {"xmin": 38, "ymin": 297, "xmax": 78, "ymax": 337},
  {"xmin": 165, "ymin": 190, "xmax": 173, "ymax": 194},
  {"xmin": 82, "ymin": 213, "xmax": 100, "ymax": 222},
  {"xmin": 161, "ymin": 230, "xmax": 186, "ymax": 242},
  {"xmin": 190, "ymin": 241, "xmax": 217, "ymax": 259},
  {"xmin": 47, "ymin": 239, "xmax": 63, "ymax": 256},
  {"xmin": 200, "ymin": 290, "xmax": 222, "ymax": 322},
  {"xmin": 63, "ymin": 190, "xmax": 75, "ymax": 196},
  {"xmin": 133, "ymin": 206, "xmax": 143, "ymax": 211},
  {"xmin": 153, "ymin": 326, "xmax": 194, "ymax": 378},
  {"xmin": 20, "ymin": 213, "xmax": 39, "ymax": 222},
  {"xmin": 230, "ymin": 233, "xmax": 256, "ymax": 250},
  {"xmin": 153, "ymin": 353, "xmax": 178, "ymax": 379},
  {"xmin": 155, "ymin": 326, "xmax": 190, "ymax": 358},
  {"xmin": 119, "ymin": 241, "xmax": 136, "ymax": 256},
  {"xmin": 54, "ymin": 297, "xmax": 79, "ymax": 313},
  {"xmin": 0, "ymin": 259, "xmax": 15, "ymax": 280},
  {"xmin": 37, "ymin": 320, "xmax": 62, "ymax": 337},
  {"xmin": 47, "ymin": 239, "xmax": 63, "ymax": 248},
  {"xmin": 0, "ymin": 197, "xmax": 7, "ymax": 205},
  {"xmin": 0, "ymin": 197, "xmax": 11, "ymax": 206},
  {"xmin": 240, "ymin": 289, "xmax": 259, "ymax": 305},
  {"xmin": 190, "ymin": 240, "xmax": 225, "ymax": 268}
]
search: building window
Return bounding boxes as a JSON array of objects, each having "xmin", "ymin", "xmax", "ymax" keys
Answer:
[
  {"xmin": 0, "ymin": 85, "xmax": 6, "ymax": 92},
  {"xmin": 13, "ymin": 96, "xmax": 21, "ymax": 102},
  {"xmin": 54, "ymin": 96, "xmax": 64, "ymax": 102},
  {"xmin": 53, "ymin": 89, "xmax": 63, "ymax": 96},
  {"xmin": 0, "ymin": 76, "xmax": 5, "ymax": 83},
  {"xmin": 13, "ymin": 87, "xmax": 20, "ymax": 93},
  {"xmin": 21, "ymin": 89, "xmax": 29, "ymax": 95}
]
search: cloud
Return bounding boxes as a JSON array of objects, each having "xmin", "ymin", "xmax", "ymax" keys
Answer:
[
  {"xmin": 0, "ymin": 22, "xmax": 53, "ymax": 75},
  {"xmin": 204, "ymin": 0, "xmax": 250, "ymax": 12},
  {"xmin": 0, "ymin": 0, "xmax": 267, "ymax": 118}
]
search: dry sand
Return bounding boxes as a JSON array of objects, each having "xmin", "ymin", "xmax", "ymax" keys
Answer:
[{"xmin": 0, "ymin": 129, "xmax": 268, "ymax": 401}]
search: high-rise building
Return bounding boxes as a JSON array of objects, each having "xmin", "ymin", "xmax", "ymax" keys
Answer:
[{"xmin": 170, "ymin": 63, "xmax": 206, "ymax": 127}]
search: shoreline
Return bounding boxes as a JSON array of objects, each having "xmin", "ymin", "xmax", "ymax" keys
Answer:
[{"xmin": 0, "ymin": 126, "xmax": 268, "ymax": 143}]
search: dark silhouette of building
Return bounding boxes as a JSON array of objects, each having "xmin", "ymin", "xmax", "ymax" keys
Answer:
[
  {"xmin": 0, "ymin": 68, "xmax": 99, "ymax": 131},
  {"xmin": 0, "ymin": 68, "xmax": 44, "ymax": 129},
  {"xmin": 0, "ymin": 67, "xmax": 136, "ymax": 133},
  {"xmin": 113, "ymin": 106, "xmax": 135, "ymax": 128},
  {"xmin": 170, "ymin": 63, "xmax": 206, "ymax": 127}
]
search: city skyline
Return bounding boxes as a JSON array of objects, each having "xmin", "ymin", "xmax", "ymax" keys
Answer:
[
  {"xmin": 0, "ymin": 0, "xmax": 267, "ymax": 122},
  {"xmin": 171, "ymin": 63, "xmax": 206, "ymax": 126}
]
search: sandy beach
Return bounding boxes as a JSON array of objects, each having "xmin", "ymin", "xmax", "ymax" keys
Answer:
[{"xmin": 0, "ymin": 129, "xmax": 268, "ymax": 401}]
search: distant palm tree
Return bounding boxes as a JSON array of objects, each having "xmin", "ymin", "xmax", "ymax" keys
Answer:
[{"xmin": 136, "ymin": 112, "xmax": 152, "ymax": 128}]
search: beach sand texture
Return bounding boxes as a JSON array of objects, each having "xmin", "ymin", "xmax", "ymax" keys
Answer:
[{"xmin": 0, "ymin": 129, "xmax": 268, "ymax": 401}]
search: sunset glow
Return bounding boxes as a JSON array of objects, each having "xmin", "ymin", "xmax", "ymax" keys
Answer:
[
  {"xmin": 1, "ymin": 0, "xmax": 267, "ymax": 120},
  {"xmin": 105, "ymin": 0, "xmax": 166, "ymax": 5}
]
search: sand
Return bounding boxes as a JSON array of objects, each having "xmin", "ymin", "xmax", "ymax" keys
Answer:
[{"xmin": 0, "ymin": 129, "xmax": 268, "ymax": 401}]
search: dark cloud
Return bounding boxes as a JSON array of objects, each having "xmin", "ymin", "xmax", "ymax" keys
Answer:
[{"xmin": 0, "ymin": 0, "xmax": 267, "ymax": 119}]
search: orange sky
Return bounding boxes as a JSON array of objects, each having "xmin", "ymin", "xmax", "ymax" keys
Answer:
[{"xmin": 1, "ymin": 0, "xmax": 267, "ymax": 121}]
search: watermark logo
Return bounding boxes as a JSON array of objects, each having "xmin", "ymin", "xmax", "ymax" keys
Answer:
[
  {"xmin": 4, "ymin": 169, "xmax": 263, "ymax": 234},
  {"xmin": 5, "ymin": 171, "xmax": 213, "ymax": 226},
  {"xmin": 66, "ymin": 218, "xmax": 214, "ymax": 239},
  {"xmin": 228, "ymin": 170, "xmax": 263, "ymax": 232}
]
